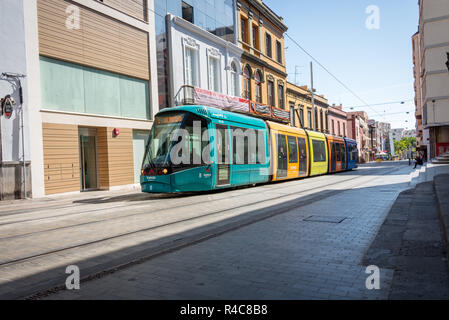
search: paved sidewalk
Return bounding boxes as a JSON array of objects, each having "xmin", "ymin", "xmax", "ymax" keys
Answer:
[{"xmin": 363, "ymin": 181, "xmax": 449, "ymax": 299}]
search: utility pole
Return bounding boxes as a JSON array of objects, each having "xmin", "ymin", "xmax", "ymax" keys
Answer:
[
  {"xmin": 310, "ymin": 62, "xmax": 316, "ymax": 131},
  {"xmin": 1, "ymin": 73, "xmax": 27, "ymax": 198}
]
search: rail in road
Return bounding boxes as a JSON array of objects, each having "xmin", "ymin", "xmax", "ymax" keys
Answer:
[{"xmin": 0, "ymin": 163, "xmax": 413, "ymax": 299}]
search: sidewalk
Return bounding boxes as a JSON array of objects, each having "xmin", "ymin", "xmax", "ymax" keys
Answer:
[{"xmin": 363, "ymin": 179, "xmax": 449, "ymax": 299}]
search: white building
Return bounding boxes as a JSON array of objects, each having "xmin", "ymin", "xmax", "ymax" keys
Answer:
[
  {"xmin": 417, "ymin": 0, "xmax": 449, "ymax": 159},
  {"xmin": 391, "ymin": 128, "xmax": 404, "ymax": 141},
  {"xmin": 167, "ymin": 14, "xmax": 243, "ymax": 107}
]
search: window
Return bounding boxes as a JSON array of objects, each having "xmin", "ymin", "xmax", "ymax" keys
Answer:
[
  {"xmin": 332, "ymin": 120, "xmax": 335, "ymax": 135},
  {"xmin": 252, "ymin": 25, "xmax": 259, "ymax": 49},
  {"xmin": 336, "ymin": 143, "xmax": 341, "ymax": 161},
  {"xmin": 184, "ymin": 46, "xmax": 198, "ymax": 86},
  {"xmin": 254, "ymin": 70, "xmax": 262, "ymax": 103},
  {"xmin": 298, "ymin": 137, "xmax": 307, "ymax": 174},
  {"xmin": 230, "ymin": 62, "xmax": 238, "ymax": 97},
  {"xmin": 312, "ymin": 140, "xmax": 326, "ymax": 162},
  {"xmin": 343, "ymin": 123, "xmax": 346, "ymax": 137},
  {"xmin": 267, "ymin": 79, "xmax": 275, "ymax": 107},
  {"xmin": 315, "ymin": 109, "xmax": 318, "ymax": 130},
  {"xmin": 288, "ymin": 136, "xmax": 298, "ymax": 163},
  {"xmin": 231, "ymin": 127, "xmax": 264, "ymax": 164},
  {"xmin": 241, "ymin": 17, "xmax": 248, "ymax": 43},
  {"xmin": 278, "ymin": 83, "xmax": 285, "ymax": 109},
  {"xmin": 307, "ymin": 110, "xmax": 312, "ymax": 129},
  {"xmin": 338, "ymin": 121, "xmax": 341, "ymax": 136},
  {"xmin": 300, "ymin": 108, "xmax": 304, "ymax": 128},
  {"xmin": 243, "ymin": 65, "xmax": 251, "ymax": 99},
  {"xmin": 208, "ymin": 55, "xmax": 220, "ymax": 92},
  {"xmin": 276, "ymin": 40, "xmax": 282, "ymax": 64},
  {"xmin": 265, "ymin": 33, "xmax": 272, "ymax": 57},
  {"xmin": 320, "ymin": 110, "xmax": 324, "ymax": 131},
  {"xmin": 182, "ymin": 1, "xmax": 194, "ymax": 23}
]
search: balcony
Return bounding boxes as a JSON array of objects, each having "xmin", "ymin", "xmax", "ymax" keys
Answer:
[{"xmin": 174, "ymin": 85, "xmax": 290, "ymax": 124}]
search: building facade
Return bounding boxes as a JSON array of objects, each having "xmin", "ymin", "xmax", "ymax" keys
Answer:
[
  {"xmin": 1, "ymin": 0, "xmax": 159, "ymax": 199},
  {"xmin": 166, "ymin": 13, "xmax": 243, "ymax": 106},
  {"xmin": 347, "ymin": 111, "xmax": 370, "ymax": 162},
  {"xmin": 328, "ymin": 104, "xmax": 347, "ymax": 137},
  {"xmin": 416, "ymin": 0, "xmax": 449, "ymax": 159},
  {"xmin": 237, "ymin": 0, "xmax": 288, "ymax": 111},
  {"xmin": 155, "ymin": 0, "xmax": 237, "ymax": 109}
]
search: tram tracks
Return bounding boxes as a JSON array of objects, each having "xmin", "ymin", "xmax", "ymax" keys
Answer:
[
  {"xmin": 0, "ymin": 165, "xmax": 405, "ymax": 266},
  {"xmin": 0, "ymin": 164, "xmax": 410, "ymax": 299},
  {"xmin": 0, "ymin": 166, "xmax": 390, "ymax": 242}
]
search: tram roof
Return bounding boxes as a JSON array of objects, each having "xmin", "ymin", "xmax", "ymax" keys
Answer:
[{"xmin": 158, "ymin": 105, "xmax": 267, "ymax": 128}]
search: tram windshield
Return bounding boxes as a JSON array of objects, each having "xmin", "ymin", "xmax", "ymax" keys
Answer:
[{"xmin": 142, "ymin": 111, "xmax": 210, "ymax": 172}]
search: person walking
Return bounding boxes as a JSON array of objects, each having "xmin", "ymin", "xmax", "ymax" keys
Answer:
[{"xmin": 414, "ymin": 152, "xmax": 423, "ymax": 169}]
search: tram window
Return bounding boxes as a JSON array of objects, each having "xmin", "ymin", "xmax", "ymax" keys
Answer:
[
  {"xmin": 341, "ymin": 144, "xmax": 346, "ymax": 163},
  {"xmin": 312, "ymin": 140, "xmax": 326, "ymax": 162},
  {"xmin": 298, "ymin": 137, "xmax": 307, "ymax": 173},
  {"xmin": 288, "ymin": 136, "xmax": 298, "ymax": 163},
  {"xmin": 232, "ymin": 126, "xmax": 259, "ymax": 164},
  {"xmin": 336, "ymin": 143, "xmax": 341, "ymax": 161},
  {"xmin": 184, "ymin": 115, "xmax": 209, "ymax": 165},
  {"xmin": 256, "ymin": 130, "xmax": 266, "ymax": 164}
]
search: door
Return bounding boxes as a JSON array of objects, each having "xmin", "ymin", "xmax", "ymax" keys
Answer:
[
  {"xmin": 276, "ymin": 133, "xmax": 288, "ymax": 178},
  {"xmin": 79, "ymin": 128, "xmax": 98, "ymax": 191},
  {"xmin": 331, "ymin": 142, "xmax": 336, "ymax": 172},
  {"xmin": 298, "ymin": 137, "xmax": 308, "ymax": 176},
  {"xmin": 216, "ymin": 124, "xmax": 230, "ymax": 186},
  {"xmin": 133, "ymin": 130, "xmax": 149, "ymax": 184}
]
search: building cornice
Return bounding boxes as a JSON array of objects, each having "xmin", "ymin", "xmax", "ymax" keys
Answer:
[
  {"xmin": 242, "ymin": 51, "xmax": 287, "ymax": 77},
  {"xmin": 239, "ymin": 0, "xmax": 288, "ymax": 33}
]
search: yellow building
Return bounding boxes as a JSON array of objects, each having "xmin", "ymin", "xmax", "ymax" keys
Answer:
[
  {"xmin": 286, "ymin": 82, "xmax": 329, "ymax": 132},
  {"xmin": 237, "ymin": 0, "xmax": 288, "ymax": 109}
]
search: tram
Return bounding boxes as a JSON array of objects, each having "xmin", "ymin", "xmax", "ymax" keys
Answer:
[{"xmin": 141, "ymin": 105, "xmax": 358, "ymax": 193}]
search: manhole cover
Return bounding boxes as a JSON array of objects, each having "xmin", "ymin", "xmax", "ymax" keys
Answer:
[{"xmin": 303, "ymin": 215, "xmax": 347, "ymax": 223}]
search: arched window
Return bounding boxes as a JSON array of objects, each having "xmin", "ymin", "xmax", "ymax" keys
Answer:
[
  {"xmin": 230, "ymin": 62, "xmax": 238, "ymax": 97},
  {"xmin": 243, "ymin": 65, "xmax": 251, "ymax": 99},
  {"xmin": 254, "ymin": 70, "xmax": 262, "ymax": 103}
]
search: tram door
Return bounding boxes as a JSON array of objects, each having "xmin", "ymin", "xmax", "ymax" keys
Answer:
[
  {"xmin": 216, "ymin": 124, "xmax": 230, "ymax": 186},
  {"xmin": 331, "ymin": 142, "xmax": 337, "ymax": 172},
  {"xmin": 276, "ymin": 134, "xmax": 288, "ymax": 178},
  {"xmin": 298, "ymin": 137, "xmax": 308, "ymax": 176}
]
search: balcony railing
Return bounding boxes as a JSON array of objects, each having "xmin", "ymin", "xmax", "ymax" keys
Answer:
[{"xmin": 174, "ymin": 85, "xmax": 290, "ymax": 124}]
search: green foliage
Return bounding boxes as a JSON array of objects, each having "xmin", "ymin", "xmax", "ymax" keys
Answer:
[{"xmin": 394, "ymin": 137, "xmax": 417, "ymax": 153}]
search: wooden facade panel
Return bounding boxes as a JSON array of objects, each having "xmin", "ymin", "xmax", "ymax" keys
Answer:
[
  {"xmin": 42, "ymin": 123, "xmax": 80, "ymax": 195},
  {"xmin": 37, "ymin": 0, "xmax": 149, "ymax": 80},
  {"xmin": 102, "ymin": 0, "xmax": 146, "ymax": 21},
  {"xmin": 105, "ymin": 128, "xmax": 134, "ymax": 187}
]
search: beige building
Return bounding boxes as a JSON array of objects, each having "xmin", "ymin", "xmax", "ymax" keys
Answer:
[
  {"xmin": 286, "ymin": 82, "xmax": 329, "ymax": 132},
  {"xmin": 1, "ymin": 0, "xmax": 159, "ymax": 199},
  {"xmin": 416, "ymin": 0, "xmax": 449, "ymax": 159}
]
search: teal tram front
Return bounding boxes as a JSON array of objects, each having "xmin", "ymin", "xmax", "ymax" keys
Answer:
[{"xmin": 140, "ymin": 105, "xmax": 270, "ymax": 193}]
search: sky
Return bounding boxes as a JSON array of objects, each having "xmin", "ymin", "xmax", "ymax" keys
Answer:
[{"xmin": 264, "ymin": 0, "xmax": 419, "ymax": 130}]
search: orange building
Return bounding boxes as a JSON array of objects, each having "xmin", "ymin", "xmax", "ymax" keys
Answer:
[{"xmin": 237, "ymin": 0, "xmax": 288, "ymax": 110}]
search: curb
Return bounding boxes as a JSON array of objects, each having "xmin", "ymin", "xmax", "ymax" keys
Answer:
[{"xmin": 433, "ymin": 174, "xmax": 449, "ymax": 267}]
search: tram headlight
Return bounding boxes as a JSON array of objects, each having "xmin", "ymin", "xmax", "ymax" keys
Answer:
[{"xmin": 162, "ymin": 168, "xmax": 168, "ymax": 174}]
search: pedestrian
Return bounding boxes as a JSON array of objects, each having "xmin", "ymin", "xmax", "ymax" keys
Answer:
[{"xmin": 414, "ymin": 152, "xmax": 423, "ymax": 169}]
